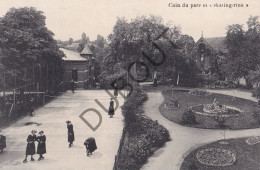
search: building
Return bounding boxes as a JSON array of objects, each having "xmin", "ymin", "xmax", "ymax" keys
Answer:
[
  {"xmin": 60, "ymin": 46, "xmax": 94, "ymax": 89},
  {"xmin": 80, "ymin": 45, "xmax": 96, "ymax": 89},
  {"xmin": 80, "ymin": 45, "xmax": 94, "ymax": 59},
  {"xmin": 190, "ymin": 35, "xmax": 220, "ymax": 74}
]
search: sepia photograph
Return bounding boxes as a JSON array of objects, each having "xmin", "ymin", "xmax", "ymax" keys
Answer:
[{"xmin": 0, "ymin": 0, "xmax": 260, "ymax": 169}]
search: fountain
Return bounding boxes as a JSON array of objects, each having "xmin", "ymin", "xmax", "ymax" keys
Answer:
[
  {"xmin": 189, "ymin": 98, "xmax": 242, "ymax": 127},
  {"xmin": 203, "ymin": 98, "xmax": 228, "ymax": 114}
]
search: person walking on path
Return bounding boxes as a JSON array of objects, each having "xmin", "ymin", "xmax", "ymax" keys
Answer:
[
  {"xmin": 84, "ymin": 137, "xmax": 97, "ymax": 156},
  {"xmin": 108, "ymin": 98, "xmax": 115, "ymax": 118},
  {"xmin": 66, "ymin": 120, "xmax": 74, "ymax": 148},
  {"xmin": 37, "ymin": 131, "xmax": 46, "ymax": 161},
  {"xmin": 23, "ymin": 130, "xmax": 37, "ymax": 163},
  {"xmin": 114, "ymin": 84, "xmax": 118, "ymax": 98}
]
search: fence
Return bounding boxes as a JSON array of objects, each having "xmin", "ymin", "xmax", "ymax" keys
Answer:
[{"xmin": 0, "ymin": 64, "xmax": 64, "ymax": 127}]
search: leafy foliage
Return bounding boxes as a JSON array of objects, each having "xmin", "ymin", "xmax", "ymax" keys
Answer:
[
  {"xmin": 0, "ymin": 7, "xmax": 63, "ymax": 90},
  {"xmin": 222, "ymin": 16, "xmax": 260, "ymax": 82},
  {"xmin": 101, "ymin": 16, "xmax": 198, "ymax": 88},
  {"xmin": 182, "ymin": 108, "xmax": 196, "ymax": 124},
  {"xmin": 115, "ymin": 86, "xmax": 170, "ymax": 170}
]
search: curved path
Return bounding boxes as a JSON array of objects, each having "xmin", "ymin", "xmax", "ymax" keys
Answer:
[{"xmin": 141, "ymin": 90, "xmax": 260, "ymax": 170}]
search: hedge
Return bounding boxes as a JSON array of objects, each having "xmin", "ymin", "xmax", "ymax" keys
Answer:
[{"xmin": 114, "ymin": 85, "xmax": 170, "ymax": 170}]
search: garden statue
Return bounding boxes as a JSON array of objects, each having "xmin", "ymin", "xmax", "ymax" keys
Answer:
[
  {"xmin": 213, "ymin": 98, "xmax": 219, "ymax": 108},
  {"xmin": 204, "ymin": 98, "xmax": 227, "ymax": 114}
]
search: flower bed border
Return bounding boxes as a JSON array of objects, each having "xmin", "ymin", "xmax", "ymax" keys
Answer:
[
  {"xmin": 196, "ymin": 148, "xmax": 236, "ymax": 167},
  {"xmin": 164, "ymin": 103, "xmax": 181, "ymax": 110},
  {"xmin": 246, "ymin": 136, "xmax": 260, "ymax": 145}
]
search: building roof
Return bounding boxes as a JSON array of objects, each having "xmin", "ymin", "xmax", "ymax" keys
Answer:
[
  {"xmin": 205, "ymin": 37, "xmax": 228, "ymax": 53},
  {"xmin": 191, "ymin": 36, "xmax": 228, "ymax": 54},
  {"xmin": 60, "ymin": 48, "xmax": 87, "ymax": 61},
  {"xmin": 80, "ymin": 45, "xmax": 93, "ymax": 55},
  {"xmin": 191, "ymin": 37, "xmax": 217, "ymax": 55}
]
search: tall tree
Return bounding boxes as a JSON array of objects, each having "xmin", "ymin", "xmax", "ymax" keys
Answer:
[
  {"xmin": 222, "ymin": 16, "xmax": 260, "ymax": 82},
  {"xmin": 0, "ymin": 7, "xmax": 63, "ymax": 90},
  {"xmin": 101, "ymin": 15, "xmax": 196, "ymax": 87},
  {"xmin": 68, "ymin": 38, "xmax": 73, "ymax": 45},
  {"xmin": 78, "ymin": 32, "xmax": 90, "ymax": 52}
]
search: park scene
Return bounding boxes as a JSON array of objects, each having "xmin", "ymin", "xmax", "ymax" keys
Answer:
[{"xmin": 0, "ymin": 1, "xmax": 260, "ymax": 170}]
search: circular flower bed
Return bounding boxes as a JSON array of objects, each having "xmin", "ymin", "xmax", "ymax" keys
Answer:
[
  {"xmin": 164, "ymin": 98, "xmax": 180, "ymax": 110},
  {"xmin": 246, "ymin": 136, "xmax": 260, "ymax": 145},
  {"xmin": 196, "ymin": 148, "xmax": 236, "ymax": 167}
]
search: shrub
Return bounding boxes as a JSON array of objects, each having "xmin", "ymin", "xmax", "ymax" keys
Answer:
[
  {"xmin": 253, "ymin": 110, "xmax": 260, "ymax": 125},
  {"xmin": 115, "ymin": 85, "xmax": 170, "ymax": 170},
  {"xmin": 182, "ymin": 108, "xmax": 196, "ymax": 124},
  {"xmin": 165, "ymin": 97, "xmax": 179, "ymax": 109},
  {"xmin": 121, "ymin": 86, "xmax": 148, "ymax": 131},
  {"xmin": 189, "ymin": 89, "xmax": 209, "ymax": 96}
]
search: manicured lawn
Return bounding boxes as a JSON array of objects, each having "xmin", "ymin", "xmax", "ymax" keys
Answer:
[
  {"xmin": 160, "ymin": 89, "xmax": 260, "ymax": 129},
  {"xmin": 180, "ymin": 137, "xmax": 260, "ymax": 170}
]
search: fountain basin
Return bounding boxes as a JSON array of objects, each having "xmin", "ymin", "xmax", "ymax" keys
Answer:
[{"xmin": 190, "ymin": 104, "xmax": 242, "ymax": 117}]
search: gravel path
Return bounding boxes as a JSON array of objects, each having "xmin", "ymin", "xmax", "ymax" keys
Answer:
[{"xmin": 141, "ymin": 89, "xmax": 260, "ymax": 170}]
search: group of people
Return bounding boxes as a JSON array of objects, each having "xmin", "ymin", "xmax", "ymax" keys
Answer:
[
  {"xmin": 22, "ymin": 83, "xmax": 119, "ymax": 162},
  {"xmin": 23, "ymin": 130, "xmax": 46, "ymax": 163},
  {"xmin": 66, "ymin": 120, "xmax": 97, "ymax": 156},
  {"xmin": 23, "ymin": 120, "xmax": 97, "ymax": 163}
]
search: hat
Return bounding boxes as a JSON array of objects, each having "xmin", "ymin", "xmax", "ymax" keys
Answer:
[
  {"xmin": 39, "ymin": 131, "xmax": 44, "ymax": 134},
  {"xmin": 31, "ymin": 130, "xmax": 37, "ymax": 133},
  {"xmin": 66, "ymin": 120, "xmax": 71, "ymax": 123}
]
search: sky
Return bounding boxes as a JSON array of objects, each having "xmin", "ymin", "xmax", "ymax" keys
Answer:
[{"xmin": 0, "ymin": 0, "xmax": 259, "ymax": 42}]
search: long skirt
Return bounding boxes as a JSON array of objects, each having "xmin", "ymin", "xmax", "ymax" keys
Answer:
[
  {"xmin": 68, "ymin": 132, "xmax": 75, "ymax": 142},
  {"xmin": 26, "ymin": 143, "xmax": 35, "ymax": 155},
  {"xmin": 37, "ymin": 143, "xmax": 46, "ymax": 154},
  {"xmin": 108, "ymin": 107, "xmax": 114, "ymax": 116}
]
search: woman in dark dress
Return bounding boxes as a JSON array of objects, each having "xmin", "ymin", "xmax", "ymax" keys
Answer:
[
  {"xmin": 23, "ymin": 130, "xmax": 37, "ymax": 163},
  {"xmin": 108, "ymin": 98, "xmax": 115, "ymax": 118},
  {"xmin": 84, "ymin": 137, "xmax": 97, "ymax": 156},
  {"xmin": 37, "ymin": 131, "xmax": 46, "ymax": 161},
  {"xmin": 66, "ymin": 120, "xmax": 74, "ymax": 147}
]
